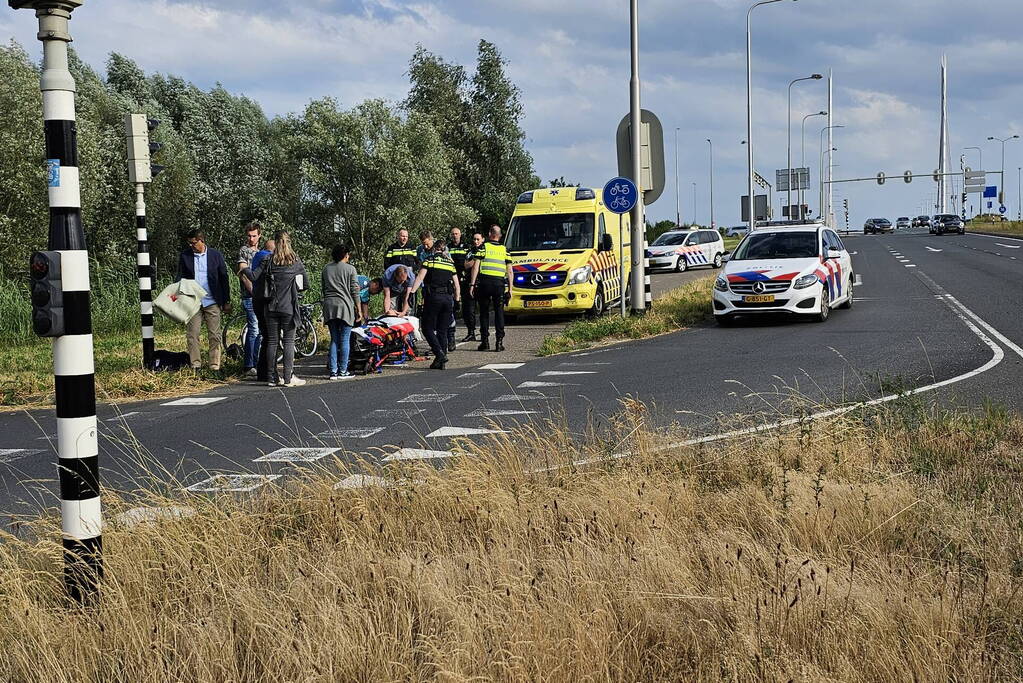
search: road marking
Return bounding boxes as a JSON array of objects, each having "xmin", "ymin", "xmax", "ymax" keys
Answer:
[
  {"xmin": 457, "ymin": 372, "xmax": 490, "ymax": 379},
  {"xmin": 335, "ymin": 474, "xmax": 400, "ymax": 490},
  {"xmin": 398, "ymin": 393, "xmax": 457, "ymax": 403},
  {"xmin": 925, "ymin": 247, "xmax": 942, "ymax": 252},
  {"xmin": 104, "ymin": 411, "xmax": 140, "ymax": 421},
  {"xmin": 479, "ymin": 363, "xmax": 524, "ymax": 371},
  {"xmin": 184, "ymin": 474, "xmax": 281, "ymax": 493},
  {"xmin": 366, "ymin": 408, "xmax": 425, "ymax": 418},
  {"xmin": 558, "ymin": 362, "xmax": 612, "ymax": 366},
  {"xmin": 115, "ymin": 505, "xmax": 196, "ymax": 527},
  {"xmin": 318, "ymin": 427, "xmax": 386, "ymax": 439},
  {"xmin": 465, "ymin": 408, "xmax": 538, "ymax": 417},
  {"xmin": 254, "ymin": 447, "xmax": 339, "ymax": 462},
  {"xmin": 560, "ymin": 274, "xmax": 1006, "ymax": 469},
  {"xmin": 996, "ymin": 243, "xmax": 1021, "ymax": 249},
  {"xmin": 162, "ymin": 397, "xmax": 227, "ymax": 407},
  {"xmin": 0, "ymin": 448, "xmax": 43, "ymax": 464},
  {"xmin": 492, "ymin": 394, "xmax": 556, "ymax": 402},
  {"xmin": 383, "ymin": 448, "xmax": 456, "ymax": 462},
  {"xmin": 518, "ymin": 381, "xmax": 574, "ymax": 388},
  {"xmin": 539, "ymin": 370, "xmax": 597, "ymax": 376},
  {"xmin": 898, "ymin": 259, "xmax": 910, "ymax": 263},
  {"xmin": 905, "ymin": 264, "xmax": 917, "ymax": 267},
  {"xmin": 917, "ymin": 273, "xmax": 1023, "ymax": 360},
  {"xmin": 853, "ymin": 274, "xmax": 863, "ymax": 287},
  {"xmin": 426, "ymin": 426, "xmax": 507, "ymax": 438}
]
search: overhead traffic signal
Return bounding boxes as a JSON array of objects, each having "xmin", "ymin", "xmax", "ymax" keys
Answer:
[
  {"xmin": 29, "ymin": 251, "xmax": 63, "ymax": 337},
  {"xmin": 124, "ymin": 114, "xmax": 164, "ymax": 183}
]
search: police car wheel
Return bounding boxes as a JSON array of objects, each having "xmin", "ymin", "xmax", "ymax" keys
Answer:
[
  {"xmin": 813, "ymin": 288, "xmax": 831, "ymax": 322},
  {"xmin": 839, "ymin": 274, "xmax": 853, "ymax": 309},
  {"xmin": 675, "ymin": 256, "xmax": 688, "ymax": 272}
]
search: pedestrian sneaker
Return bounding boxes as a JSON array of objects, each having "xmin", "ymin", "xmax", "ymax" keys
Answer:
[
  {"xmin": 461, "ymin": 332, "xmax": 477, "ymax": 342},
  {"xmin": 267, "ymin": 380, "xmax": 279, "ymax": 387},
  {"xmin": 282, "ymin": 376, "xmax": 307, "ymax": 387},
  {"xmin": 477, "ymin": 340, "xmax": 490, "ymax": 351},
  {"xmin": 338, "ymin": 371, "xmax": 355, "ymax": 379},
  {"xmin": 246, "ymin": 367, "xmax": 257, "ymax": 377},
  {"xmin": 329, "ymin": 374, "xmax": 340, "ymax": 381}
]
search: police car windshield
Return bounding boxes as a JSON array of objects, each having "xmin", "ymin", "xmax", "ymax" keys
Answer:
[
  {"xmin": 651, "ymin": 232, "xmax": 689, "ymax": 246},
  {"xmin": 507, "ymin": 214, "xmax": 594, "ymax": 251},
  {"xmin": 731, "ymin": 231, "xmax": 819, "ymax": 260}
]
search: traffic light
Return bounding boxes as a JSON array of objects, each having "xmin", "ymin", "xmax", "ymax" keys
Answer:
[
  {"xmin": 124, "ymin": 114, "xmax": 164, "ymax": 183},
  {"xmin": 29, "ymin": 251, "xmax": 63, "ymax": 337}
]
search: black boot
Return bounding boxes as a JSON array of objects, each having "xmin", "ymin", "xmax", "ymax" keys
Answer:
[
  {"xmin": 461, "ymin": 330, "xmax": 477, "ymax": 342},
  {"xmin": 494, "ymin": 340, "xmax": 505, "ymax": 352},
  {"xmin": 447, "ymin": 339, "xmax": 457, "ymax": 353},
  {"xmin": 429, "ymin": 356, "xmax": 445, "ymax": 369},
  {"xmin": 477, "ymin": 339, "xmax": 490, "ymax": 351}
]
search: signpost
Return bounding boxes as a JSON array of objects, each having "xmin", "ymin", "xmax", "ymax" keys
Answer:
[
  {"xmin": 603, "ymin": 177, "xmax": 638, "ymax": 318},
  {"xmin": 775, "ymin": 167, "xmax": 809, "ymax": 193}
]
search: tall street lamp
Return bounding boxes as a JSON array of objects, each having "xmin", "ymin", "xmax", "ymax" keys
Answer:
[
  {"xmin": 987, "ymin": 134, "xmax": 1019, "ymax": 207},
  {"xmin": 819, "ymin": 125, "xmax": 843, "ymax": 219},
  {"xmin": 1018, "ymin": 167, "xmax": 1021, "ymax": 221},
  {"xmin": 746, "ymin": 0, "xmax": 794, "ymax": 232},
  {"xmin": 801, "ymin": 111, "xmax": 826, "ymax": 215},
  {"xmin": 692, "ymin": 182, "xmax": 698, "ymax": 224},
  {"xmin": 706, "ymin": 139, "xmax": 715, "ymax": 229},
  {"xmin": 787, "ymin": 74, "xmax": 822, "ymax": 219},
  {"xmin": 674, "ymin": 127, "xmax": 680, "ymax": 226}
]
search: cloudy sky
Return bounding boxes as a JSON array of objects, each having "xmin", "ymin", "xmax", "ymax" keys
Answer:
[{"xmin": 3, "ymin": 0, "xmax": 1022, "ymax": 227}]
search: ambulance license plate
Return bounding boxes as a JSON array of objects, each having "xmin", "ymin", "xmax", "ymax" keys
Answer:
[
  {"xmin": 743, "ymin": 295, "xmax": 775, "ymax": 303},
  {"xmin": 524, "ymin": 300, "xmax": 552, "ymax": 308}
]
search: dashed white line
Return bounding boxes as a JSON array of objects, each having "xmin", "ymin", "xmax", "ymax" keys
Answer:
[
  {"xmin": 398, "ymin": 393, "xmax": 457, "ymax": 403},
  {"xmin": 382, "ymin": 448, "xmax": 456, "ymax": 462},
  {"xmin": 426, "ymin": 426, "xmax": 507, "ymax": 438},
  {"xmin": 492, "ymin": 394, "xmax": 556, "ymax": 402},
  {"xmin": 539, "ymin": 370, "xmax": 597, "ymax": 376},
  {"xmin": 318, "ymin": 427, "xmax": 386, "ymax": 439},
  {"xmin": 465, "ymin": 408, "xmax": 538, "ymax": 417},
  {"xmin": 518, "ymin": 381, "xmax": 574, "ymax": 388},
  {"xmin": 184, "ymin": 474, "xmax": 280, "ymax": 493},
  {"xmin": 479, "ymin": 363, "xmax": 525, "ymax": 371},
  {"xmin": 0, "ymin": 448, "xmax": 42, "ymax": 464},
  {"xmin": 925, "ymin": 247, "xmax": 942, "ymax": 252},
  {"xmin": 162, "ymin": 397, "xmax": 227, "ymax": 407},
  {"xmin": 854, "ymin": 274, "xmax": 863, "ymax": 287},
  {"xmin": 104, "ymin": 411, "xmax": 141, "ymax": 421},
  {"xmin": 905, "ymin": 264, "xmax": 917, "ymax": 267}
]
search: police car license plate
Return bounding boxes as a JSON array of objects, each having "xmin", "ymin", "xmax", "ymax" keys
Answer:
[
  {"xmin": 743, "ymin": 295, "xmax": 775, "ymax": 303},
  {"xmin": 524, "ymin": 300, "xmax": 552, "ymax": 308}
]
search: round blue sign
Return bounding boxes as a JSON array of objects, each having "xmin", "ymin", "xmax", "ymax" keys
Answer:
[
  {"xmin": 999, "ymin": 205, "xmax": 1007, "ymax": 214},
  {"xmin": 602, "ymin": 177, "xmax": 638, "ymax": 215}
]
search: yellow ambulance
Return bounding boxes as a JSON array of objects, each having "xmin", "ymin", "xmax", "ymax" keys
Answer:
[{"xmin": 504, "ymin": 186, "xmax": 631, "ymax": 317}]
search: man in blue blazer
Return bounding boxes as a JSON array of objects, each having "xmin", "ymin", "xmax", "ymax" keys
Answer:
[{"xmin": 176, "ymin": 230, "xmax": 231, "ymax": 371}]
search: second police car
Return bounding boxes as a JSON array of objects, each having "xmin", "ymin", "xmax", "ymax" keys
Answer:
[{"xmin": 712, "ymin": 223, "xmax": 854, "ymax": 324}]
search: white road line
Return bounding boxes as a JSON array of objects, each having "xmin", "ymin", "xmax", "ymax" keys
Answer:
[
  {"xmin": 518, "ymin": 381, "xmax": 575, "ymax": 388},
  {"xmin": 184, "ymin": 474, "xmax": 281, "ymax": 493},
  {"xmin": 254, "ymin": 447, "xmax": 339, "ymax": 462},
  {"xmin": 996, "ymin": 243, "xmax": 1021, "ymax": 249},
  {"xmin": 426, "ymin": 426, "xmax": 507, "ymax": 438},
  {"xmin": 905, "ymin": 264, "xmax": 917, "ymax": 267},
  {"xmin": 539, "ymin": 370, "xmax": 597, "ymax": 376},
  {"xmin": 163, "ymin": 397, "xmax": 227, "ymax": 407},
  {"xmin": 398, "ymin": 393, "xmax": 457, "ymax": 403},
  {"xmin": 492, "ymin": 394, "xmax": 556, "ymax": 402},
  {"xmin": 558, "ymin": 362, "xmax": 612, "ymax": 367},
  {"xmin": 383, "ymin": 448, "xmax": 456, "ymax": 462},
  {"xmin": 334, "ymin": 474, "xmax": 419, "ymax": 490},
  {"xmin": 366, "ymin": 408, "xmax": 425, "ymax": 418},
  {"xmin": 0, "ymin": 448, "xmax": 43, "ymax": 464},
  {"xmin": 465, "ymin": 408, "xmax": 538, "ymax": 417},
  {"xmin": 925, "ymin": 247, "xmax": 942, "ymax": 252},
  {"xmin": 104, "ymin": 411, "xmax": 140, "ymax": 421},
  {"xmin": 318, "ymin": 428, "xmax": 386, "ymax": 439},
  {"xmin": 561, "ymin": 276, "xmax": 1006, "ymax": 469},
  {"xmin": 457, "ymin": 372, "xmax": 490, "ymax": 379},
  {"xmin": 854, "ymin": 274, "xmax": 863, "ymax": 287},
  {"xmin": 480, "ymin": 363, "xmax": 525, "ymax": 371}
]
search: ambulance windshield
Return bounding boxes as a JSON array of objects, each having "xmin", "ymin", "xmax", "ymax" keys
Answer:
[{"xmin": 506, "ymin": 214, "xmax": 595, "ymax": 251}]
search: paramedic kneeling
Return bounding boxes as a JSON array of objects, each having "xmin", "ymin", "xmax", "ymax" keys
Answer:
[
  {"xmin": 410, "ymin": 241, "xmax": 461, "ymax": 370},
  {"xmin": 470, "ymin": 225, "xmax": 513, "ymax": 352}
]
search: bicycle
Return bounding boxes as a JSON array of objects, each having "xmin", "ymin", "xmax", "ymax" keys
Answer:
[{"xmin": 223, "ymin": 297, "xmax": 319, "ymax": 363}]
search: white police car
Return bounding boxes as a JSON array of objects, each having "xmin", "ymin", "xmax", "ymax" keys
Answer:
[
  {"xmin": 712, "ymin": 223, "xmax": 853, "ymax": 324},
  {"xmin": 646, "ymin": 229, "xmax": 725, "ymax": 272}
]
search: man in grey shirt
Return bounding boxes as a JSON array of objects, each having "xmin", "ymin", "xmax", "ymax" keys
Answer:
[{"xmin": 236, "ymin": 222, "xmax": 262, "ymax": 373}]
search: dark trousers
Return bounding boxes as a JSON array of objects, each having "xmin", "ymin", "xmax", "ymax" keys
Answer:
[
  {"xmin": 265, "ymin": 313, "xmax": 297, "ymax": 383},
  {"xmin": 476, "ymin": 278, "xmax": 505, "ymax": 342},
  {"xmin": 461, "ymin": 278, "xmax": 476, "ymax": 332},
  {"xmin": 255, "ymin": 303, "xmax": 270, "ymax": 381},
  {"xmin": 422, "ymin": 293, "xmax": 454, "ymax": 360}
]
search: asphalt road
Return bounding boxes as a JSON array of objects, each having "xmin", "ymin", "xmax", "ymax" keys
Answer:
[{"xmin": 2, "ymin": 230, "xmax": 1021, "ymax": 514}]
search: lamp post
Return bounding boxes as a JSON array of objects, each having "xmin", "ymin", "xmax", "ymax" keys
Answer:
[
  {"xmin": 746, "ymin": 0, "xmax": 793, "ymax": 232},
  {"xmin": 1018, "ymin": 167, "xmax": 1021, "ymax": 221},
  {"xmin": 692, "ymin": 182, "xmax": 697, "ymax": 224},
  {"xmin": 674, "ymin": 127, "xmax": 680, "ymax": 226},
  {"xmin": 787, "ymin": 74, "xmax": 822, "ymax": 219},
  {"xmin": 706, "ymin": 138, "xmax": 714, "ymax": 229},
  {"xmin": 987, "ymin": 134, "xmax": 1019, "ymax": 208},
  {"xmin": 628, "ymin": 0, "xmax": 646, "ymax": 313},
  {"xmin": 801, "ymin": 111, "xmax": 826, "ymax": 216},
  {"xmin": 819, "ymin": 125, "xmax": 843, "ymax": 221}
]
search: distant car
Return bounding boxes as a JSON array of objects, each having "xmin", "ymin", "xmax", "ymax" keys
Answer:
[
  {"xmin": 913, "ymin": 215, "xmax": 931, "ymax": 228},
  {"xmin": 725, "ymin": 225, "xmax": 750, "ymax": 238},
  {"xmin": 712, "ymin": 223, "xmax": 854, "ymax": 324},
  {"xmin": 896, "ymin": 217, "xmax": 911, "ymax": 229},
  {"xmin": 863, "ymin": 218, "xmax": 893, "ymax": 234},
  {"xmin": 646, "ymin": 229, "xmax": 725, "ymax": 272},
  {"xmin": 931, "ymin": 214, "xmax": 965, "ymax": 235}
]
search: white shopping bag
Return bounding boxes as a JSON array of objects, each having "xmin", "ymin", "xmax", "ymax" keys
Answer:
[{"xmin": 153, "ymin": 279, "xmax": 207, "ymax": 324}]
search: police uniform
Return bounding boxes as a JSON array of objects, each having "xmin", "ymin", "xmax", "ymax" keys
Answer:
[
  {"xmin": 472, "ymin": 240, "xmax": 511, "ymax": 352},
  {"xmin": 448, "ymin": 239, "xmax": 471, "ymax": 346},
  {"xmin": 383, "ymin": 240, "xmax": 417, "ymax": 270},
  {"xmin": 419, "ymin": 252, "xmax": 458, "ymax": 368}
]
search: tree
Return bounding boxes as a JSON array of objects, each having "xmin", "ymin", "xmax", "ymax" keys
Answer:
[{"xmin": 546, "ymin": 177, "xmax": 578, "ymax": 188}]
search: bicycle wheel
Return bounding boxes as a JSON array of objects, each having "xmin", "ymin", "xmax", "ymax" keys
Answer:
[
  {"xmin": 295, "ymin": 317, "xmax": 318, "ymax": 357},
  {"xmin": 221, "ymin": 310, "xmax": 248, "ymax": 359}
]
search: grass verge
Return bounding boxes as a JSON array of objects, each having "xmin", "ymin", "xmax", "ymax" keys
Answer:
[
  {"xmin": 968, "ymin": 219, "xmax": 1023, "ymax": 237},
  {"xmin": 537, "ymin": 276, "xmax": 713, "ymax": 356},
  {"xmin": 0, "ymin": 401, "xmax": 1021, "ymax": 680}
]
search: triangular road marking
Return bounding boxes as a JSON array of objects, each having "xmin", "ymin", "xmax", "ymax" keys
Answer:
[
  {"xmin": 426, "ymin": 426, "xmax": 508, "ymax": 438},
  {"xmin": 383, "ymin": 448, "xmax": 456, "ymax": 462}
]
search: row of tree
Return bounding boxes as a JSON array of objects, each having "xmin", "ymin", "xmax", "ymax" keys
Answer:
[{"xmin": 0, "ymin": 39, "xmax": 537, "ymax": 283}]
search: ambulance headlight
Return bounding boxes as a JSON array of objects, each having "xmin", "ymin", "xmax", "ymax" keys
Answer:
[
  {"xmin": 714, "ymin": 275, "xmax": 728, "ymax": 292},
  {"xmin": 568, "ymin": 265, "xmax": 592, "ymax": 285},
  {"xmin": 793, "ymin": 274, "xmax": 819, "ymax": 289}
]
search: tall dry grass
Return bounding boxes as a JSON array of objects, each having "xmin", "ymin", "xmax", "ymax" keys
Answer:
[{"xmin": 0, "ymin": 400, "xmax": 1020, "ymax": 681}]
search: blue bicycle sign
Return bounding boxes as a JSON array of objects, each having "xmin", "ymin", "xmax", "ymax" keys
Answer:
[{"xmin": 602, "ymin": 177, "xmax": 638, "ymax": 214}]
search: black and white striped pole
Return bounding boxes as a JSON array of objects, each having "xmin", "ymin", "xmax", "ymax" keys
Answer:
[
  {"xmin": 12, "ymin": 0, "xmax": 101, "ymax": 604},
  {"xmin": 124, "ymin": 114, "xmax": 162, "ymax": 369}
]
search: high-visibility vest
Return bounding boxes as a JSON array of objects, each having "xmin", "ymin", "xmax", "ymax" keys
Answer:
[
  {"xmin": 479, "ymin": 241, "xmax": 508, "ymax": 279},
  {"xmin": 384, "ymin": 241, "xmax": 417, "ymax": 269}
]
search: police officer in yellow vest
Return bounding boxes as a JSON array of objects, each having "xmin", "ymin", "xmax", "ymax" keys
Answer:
[
  {"xmin": 410, "ymin": 240, "xmax": 461, "ymax": 369},
  {"xmin": 469, "ymin": 224, "xmax": 513, "ymax": 352},
  {"xmin": 383, "ymin": 228, "xmax": 417, "ymax": 271}
]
